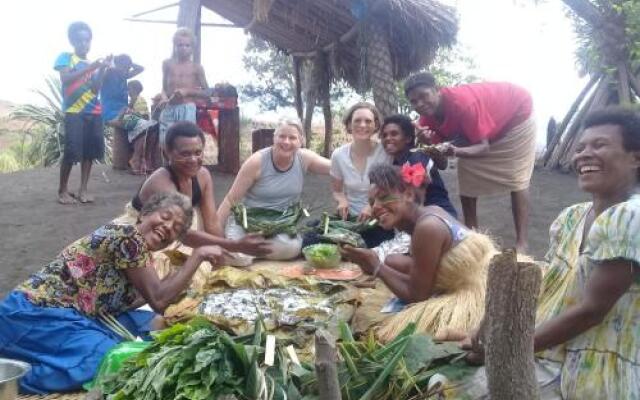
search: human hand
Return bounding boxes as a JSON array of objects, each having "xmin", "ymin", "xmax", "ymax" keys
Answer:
[
  {"xmin": 414, "ymin": 123, "xmax": 436, "ymax": 145},
  {"xmin": 339, "ymin": 245, "xmax": 379, "ymax": 275},
  {"xmin": 234, "ymin": 233, "xmax": 271, "ymax": 257},
  {"xmin": 357, "ymin": 205, "xmax": 373, "ymax": 222},
  {"xmin": 460, "ymin": 328, "xmax": 485, "ymax": 365},
  {"xmin": 168, "ymin": 89, "xmax": 186, "ymax": 105},
  {"xmin": 438, "ymin": 142, "xmax": 457, "ymax": 157},
  {"xmin": 336, "ymin": 200, "xmax": 349, "ymax": 220},
  {"xmin": 194, "ymin": 245, "xmax": 229, "ymax": 267}
]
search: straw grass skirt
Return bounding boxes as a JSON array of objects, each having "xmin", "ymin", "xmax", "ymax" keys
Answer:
[{"xmin": 376, "ymin": 231, "xmax": 497, "ymax": 342}]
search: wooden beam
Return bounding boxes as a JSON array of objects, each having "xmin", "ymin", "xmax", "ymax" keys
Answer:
[
  {"xmin": 132, "ymin": 2, "xmax": 179, "ymax": 18},
  {"xmin": 293, "ymin": 56, "xmax": 304, "ymax": 121},
  {"xmin": 124, "ymin": 18, "xmax": 239, "ymax": 28},
  {"xmin": 177, "ymin": 0, "xmax": 202, "ymax": 62}
]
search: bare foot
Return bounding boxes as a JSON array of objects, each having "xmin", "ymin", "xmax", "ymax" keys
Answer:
[
  {"xmin": 516, "ymin": 243, "xmax": 529, "ymax": 256},
  {"xmin": 77, "ymin": 191, "xmax": 95, "ymax": 203},
  {"xmin": 58, "ymin": 192, "xmax": 77, "ymax": 205}
]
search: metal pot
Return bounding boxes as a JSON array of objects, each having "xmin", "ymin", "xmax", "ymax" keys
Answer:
[{"xmin": 0, "ymin": 358, "xmax": 30, "ymax": 400}]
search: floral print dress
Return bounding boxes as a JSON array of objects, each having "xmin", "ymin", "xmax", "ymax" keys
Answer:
[
  {"xmin": 537, "ymin": 194, "xmax": 640, "ymax": 399},
  {"xmin": 18, "ymin": 224, "xmax": 152, "ymax": 316}
]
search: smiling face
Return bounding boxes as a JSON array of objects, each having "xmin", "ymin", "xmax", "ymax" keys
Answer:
[
  {"xmin": 273, "ymin": 125, "xmax": 302, "ymax": 156},
  {"xmin": 348, "ymin": 108, "xmax": 378, "ymax": 141},
  {"xmin": 407, "ymin": 86, "xmax": 441, "ymax": 117},
  {"xmin": 572, "ymin": 124, "xmax": 640, "ymax": 196},
  {"xmin": 138, "ymin": 205, "xmax": 186, "ymax": 250},
  {"xmin": 168, "ymin": 136, "xmax": 204, "ymax": 177},
  {"xmin": 381, "ymin": 122, "xmax": 413, "ymax": 157},
  {"xmin": 368, "ymin": 185, "xmax": 414, "ymax": 230}
]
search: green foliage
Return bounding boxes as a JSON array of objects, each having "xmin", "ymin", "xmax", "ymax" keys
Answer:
[
  {"xmin": 241, "ymin": 36, "xmax": 354, "ymax": 112},
  {"xmin": 231, "ymin": 202, "xmax": 307, "ymax": 237},
  {"xmin": 569, "ymin": 0, "xmax": 640, "ymax": 76},
  {"xmin": 10, "ymin": 75, "xmax": 65, "ymax": 167}
]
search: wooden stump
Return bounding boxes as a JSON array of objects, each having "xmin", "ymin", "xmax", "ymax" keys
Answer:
[
  {"xmin": 212, "ymin": 107, "xmax": 240, "ymax": 174},
  {"xmin": 485, "ymin": 249, "xmax": 542, "ymax": 400},
  {"xmin": 251, "ymin": 129, "xmax": 274, "ymax": 153},
  {"xmin": 314, "ymin": 329, "xmax": 342, "ymax": 400},
  {"xmin": 111, "ymin": 127, "xmax": 132, "ymax": 170}
]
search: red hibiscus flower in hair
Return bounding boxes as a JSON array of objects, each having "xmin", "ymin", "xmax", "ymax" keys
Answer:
[{"xmin": 401, "ymin": 162, "xmax": 427, "ymax": 188}]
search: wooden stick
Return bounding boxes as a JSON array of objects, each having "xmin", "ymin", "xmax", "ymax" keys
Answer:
[
  {"xmin": 485, "ymin": 249, "xmax": 542, "ymax": 400},
  {"xmin": 315, "ymin": 329, "xmax": 342, "ymax": 400}
]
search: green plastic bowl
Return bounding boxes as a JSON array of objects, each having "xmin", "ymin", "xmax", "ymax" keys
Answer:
[{"xmin": 303, "ymin": 244, "xmax": 342, "ymax": 269}]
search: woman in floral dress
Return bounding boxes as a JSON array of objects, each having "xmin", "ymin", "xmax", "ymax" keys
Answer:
[
  {"xmin": 0, "ymin": 192, "xmax": 226, "ymax": 394},
  {"xmin": 452, "ymin": 106, "xmax": 640, "ymax": 399}
]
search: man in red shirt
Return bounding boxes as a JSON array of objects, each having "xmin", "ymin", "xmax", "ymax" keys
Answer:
[{"xmin": 404, "ymin": 72, "xmax": 536, "ymax": 252}]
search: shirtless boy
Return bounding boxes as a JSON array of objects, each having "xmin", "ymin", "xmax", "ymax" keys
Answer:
[{"xmin": 158, "ymin": 28, "xmax": 210, "ymax": 149}]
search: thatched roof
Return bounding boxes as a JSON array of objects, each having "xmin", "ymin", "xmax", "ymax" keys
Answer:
[{"xmin": 201, "ymin": 0, "xmax": 458, "ymax": 87}]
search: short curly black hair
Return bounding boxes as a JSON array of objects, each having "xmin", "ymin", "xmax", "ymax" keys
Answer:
[
  {"xmin": 381, "ymin": 114, "xmax": 416, "ymax": 147},
  {"xmin": 582, "ymin": 106, "xmax": 640, "ymax": 153},
  {"xmin": 403, "ymin": 72, "xmax": 437, "ymax": 97},
  {"xmin": 164, "ymin": 121, "xmax": 205, "ymax": 150},
  {"xmin": 67, "ymin": 21, "xmax": 92, "ymax": 43}
]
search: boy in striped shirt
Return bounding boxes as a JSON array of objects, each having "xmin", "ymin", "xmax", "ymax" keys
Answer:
[{"xmin": 54, "ymin": 21, "xmax": 110, "ymax": 204}]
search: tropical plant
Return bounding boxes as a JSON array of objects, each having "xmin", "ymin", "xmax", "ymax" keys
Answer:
[
  {"xmin": 10, "ymin": 75, "xmax": 65, "ymax": 167},
  {"xmin": 10, "ymin": 75, "xmax": 112, "ymax": 168}
]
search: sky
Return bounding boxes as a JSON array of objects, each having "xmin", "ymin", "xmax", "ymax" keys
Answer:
[{"xmin": 0, "ymin": 0, "xmax": 586, "ymax": 144}]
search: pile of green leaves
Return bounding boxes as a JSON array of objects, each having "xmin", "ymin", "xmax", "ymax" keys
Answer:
[
  {"xmin": 232, "ymin": 203, "xmax": 307, "ymax": 238},
  {"xmin": 294, "ymin": 322, "xmax": 473, "ymax": 400},
  {"xmin": 302, "ymin": 243, "xmax": 341, "ymax": 269},
  {"xmin": 316, "ymin": 213, "xmax": 371, "ymax": 248},
  {"xmin": 99, "ymin": 318, "xmax": 300, "ymax": 400}
]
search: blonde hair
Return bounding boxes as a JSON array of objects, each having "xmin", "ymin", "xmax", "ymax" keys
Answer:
[
  {"xmin": 274, "ymin": 118, "xmax": 306, "ymax": 147},
  {"xmin": 172, "ymin": 28, "xmax": 196, "ymax": 59}
]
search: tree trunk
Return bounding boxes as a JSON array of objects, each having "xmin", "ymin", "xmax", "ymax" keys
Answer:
[
  {"xmin": 545, "ymin": 76, "xmax": 608, "ymax": 169},
  {"xmin": 617, "ymin": 62, "xmax": 631, "ymax": 104},
  {"xmin": 485, "ymin": 249, "xmax": 542, "ymax": 400},
  {"xmin": 366, "ymin": 23, "xmax": 398, "ymax": 118},
  {"xmin": 542, "ymin": 74, "xmax": 599, "ymax": 165},
  {"xmin": 177, "ymin": 0, "xmax": 202, "ymax": 62},
  {"xmin": 561, "ymin": 0, "xmax": 604, "ymax": 27},
  {"xmin": 293, "ymin": 56, "xmax": 304, "ymax": 122},
  {"xmin": 322, "ymin": 86, "xmax": 333, "ymax": 158},
  {"xmin": 315, "ymin": 330, "xmax": 342, "ymax": 400}
]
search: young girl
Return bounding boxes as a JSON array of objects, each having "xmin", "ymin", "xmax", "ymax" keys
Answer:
[{"xmin": 380, "ymin": 114, "xmax": 457, "ymax": 218}]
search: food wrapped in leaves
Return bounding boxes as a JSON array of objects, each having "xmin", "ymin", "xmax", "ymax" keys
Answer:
[{"xmin": 231, "ymin": 202, "xmax": 307, "ymax": 237}]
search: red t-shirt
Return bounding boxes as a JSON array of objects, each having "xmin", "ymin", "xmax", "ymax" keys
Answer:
[{"xmin": 418, "ymin": 82, "xmax": 532, "ymax": 144}]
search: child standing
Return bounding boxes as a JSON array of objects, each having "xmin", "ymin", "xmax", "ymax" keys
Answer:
[
  {"xmin": 54, "ymin": 21, "xmax": 110, "ymax": 204},
  {"xmin": 124, "ymin": 80, "xmax": 157, "ymax": 174},
  {"xmin": 100, "ymin": 54, "xmax": 144, "ymax": 126},
  {"xmin": 158, "ymin": 28, "xmax": 210, "ymax": 150}
]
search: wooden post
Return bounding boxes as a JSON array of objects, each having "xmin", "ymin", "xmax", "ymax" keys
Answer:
[
  {"xmin": 111, "ymin": 127, "xmax": 132, "ymax": 170},
  {"xmin": 293, "ymin": 56, "xmax": 304, "ymax": 122},
  {"xmin": 177, "ymin": 0, "xmax": 202, "ymax": 62},
  {"xmin": 485, "ymin": 249, "xmax": 542, "ymax": 400},
  {"xmin": 314, "ymin": 329, "xmax": 342, "ymax": 400},
  {"xmin": 212, "ymin": 107, "xmax": 240, "ymax": 174}
]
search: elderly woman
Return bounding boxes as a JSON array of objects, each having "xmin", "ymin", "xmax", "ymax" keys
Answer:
[
  {"xmin": 125, "ymin": 121, "xmax": 269, "ymax": 257},
  {"xmin": 217, "ymin": 119, "xmax": 330, "ymax": 259},
  {"xmin": 331, "ymin": 102, "xmax": 393, "ymax": 247},
  {"xmin": 451, "ymin": 107, "xmax": 640, "ymax": 399},
  {"xmin": 0, "ymin": 192, "xmax": 225, "ymax": 394},
  {"xmin": 342, "ymin": 163, "xmax": 496, "ymax": 342},
  {"xmin": 404, "ymin": 72, "xmax": 536, "ymax": 252}
]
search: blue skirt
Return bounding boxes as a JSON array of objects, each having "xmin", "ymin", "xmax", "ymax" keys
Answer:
[{"xmin": 0, "ymin": 291, "xmax": 156, "ymax": 394}]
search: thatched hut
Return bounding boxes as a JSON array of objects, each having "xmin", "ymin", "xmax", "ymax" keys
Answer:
[{"xmin": 178, "ymin": 0, "xmax": 458, "ymax": 154}]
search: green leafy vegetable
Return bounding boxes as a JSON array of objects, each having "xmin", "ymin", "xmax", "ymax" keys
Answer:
[
  {"xmin": 302, "ymin": 244, "xmax": 341, "ymax": 269},
  {"xmin": 232, "ymin": 203, "xmax": 307, "ymax": 238}
]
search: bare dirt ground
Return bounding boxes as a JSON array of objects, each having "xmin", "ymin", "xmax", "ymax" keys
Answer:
[{"xmin": 0, "ymin": 164, "xmax": 587, "ymax": 296}]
